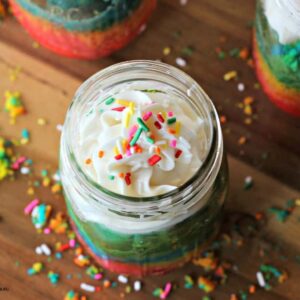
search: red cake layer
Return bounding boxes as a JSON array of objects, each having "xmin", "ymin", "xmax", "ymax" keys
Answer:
[
  {"xmin": 9, "ymin": 0, "xmax": 156, "ymax": 59},
  {"xmin": 253, "ymin": 32, "xmax": 300, "ymax": 117}
]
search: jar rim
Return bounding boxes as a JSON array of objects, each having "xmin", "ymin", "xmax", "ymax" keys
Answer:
[{"xmin": 61, "ymin": 60, "xmax": 223, "ymax": 211}]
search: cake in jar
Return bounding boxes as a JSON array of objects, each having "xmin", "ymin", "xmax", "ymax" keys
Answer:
[
  {"xmin": 9, "ymin": 0, "xmax": 156, "ymax": 59},
  {"xmin": 254, "ymin": 0, "xmax": 300, "ymax": 116},
  {"xmin": 60, "ymin": 61, "xmax": 228, "ymax": 276}
]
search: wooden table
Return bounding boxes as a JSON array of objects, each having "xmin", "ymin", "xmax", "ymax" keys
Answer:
[{"xmin": 0, "ymin": 1, "xmax": 299, "ymax": 300}]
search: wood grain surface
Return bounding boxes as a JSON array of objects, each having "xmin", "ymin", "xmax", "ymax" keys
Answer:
[
  {"xmin": 0, "ymin": 1, "xmax": 299, "ymax": 299},
  {"xmin": 0, "ymin": 0, "xmax": 299, "ymax": 190}
]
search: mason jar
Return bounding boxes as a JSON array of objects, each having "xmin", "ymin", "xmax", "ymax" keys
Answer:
[
  {"xmin": 254, "ymin": 0, "xmax": 300, "ymax": 116},
  {"xmin": 60, "ymin": 60, "xmax": 228, "ymax": 276},
  {"xmin": 9, "ymin": 0, "xmax": 156, "ymax": 59}
]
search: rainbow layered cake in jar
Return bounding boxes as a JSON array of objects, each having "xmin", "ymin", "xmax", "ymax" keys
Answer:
[
  {"xmin": 9, "ymin": 0, "xmax": 156, "ymax": 59},
  {"xmin": 60, "ymin": 61, "xmax": 228, "ymax": 276},
  {"xmin": 254, "ymin": 0, "xmax": 300, "ymax": 116}
]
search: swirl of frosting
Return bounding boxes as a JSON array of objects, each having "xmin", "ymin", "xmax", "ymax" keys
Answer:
[{"xmin": 76, "ymin": 87, "xmax": 208, "ymax": 197}]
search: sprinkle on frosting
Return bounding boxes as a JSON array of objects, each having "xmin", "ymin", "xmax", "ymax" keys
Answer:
[
  {"xmin": 130, "ymin": 128, "xmax": 143, "ymax": 146},
  {"xmin": 148, "ymin": 154, "xmax": 162, "ymax": 166},
  {"xmin": 157, "ymin": 113, "xmax": 165, "ymax": 123},
  {"xmin": 112, "ymin": 106, "xmax": 126, "ymax": 112},
  {"xmin": 85, "ymin": 158, "xmax": 92, "ymax": 165},
  {"xmin": 170, "ymin": 139, "xmax": 177, "ymax": 148},
  {"xmin": 77, "ymin": 88, "xmax": 207, "ymax": 197},
  {"xmin": 114, "ymin": 154, "xmax": 123, "ymax": 160},
  {"xmin": 113, "ymin": 146, "xmax": 120, "ymax": 156},
  {"xmin": 146, "ymin": 136, "xmax": 155, "ymax": 144},
  {"xmin": 137, "ymin": 117, "xmax": 150, "ymax": 132},
  {"xmin": 143, "ymin": 111, "xmax": 153, "ymax": 121},
  {"xmin": 167, "ymin": 117, "xmax": 176, "ymax": 125},
  {"xmin": 98, "ymin": 150, "xmax": 104, "ymax": 158},
  {"xmin": 125, "ymin": 173, "xmax": 132, "ymax": 186},
  {"xmin": 154, "ymin": 121, "xmax": 162, "ymax": 130},
  {"xmin": 175, "ymin": 122, "xmax": 181, "ymax": 135},
  {"xmin": 105, "ymin": 97, "xmax": 115, "ymax": 105},
  {"xmin": 175, "ymin": 149, "xmax": 183, "ymax": 158}
]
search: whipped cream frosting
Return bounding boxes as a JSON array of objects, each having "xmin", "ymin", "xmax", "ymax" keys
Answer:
[
  {"xmin": 264, "ymin": 0, "xmax": 300, "ymax": 44},
  {"xmin": 75, "ymin": 83, "xmax": 209, "ymax": 198}
]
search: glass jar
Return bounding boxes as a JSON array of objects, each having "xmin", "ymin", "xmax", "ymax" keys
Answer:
[
  {"xmin": 9, "ymin": 0, "xmax": 156, "ymax": 59},
  {"xmin": 254, "ymin": 0, "xmax": 300, "ymax": 116},
  {"xmin": 60, "ymin": 60, "xmax": 228, "ymax": 276}
]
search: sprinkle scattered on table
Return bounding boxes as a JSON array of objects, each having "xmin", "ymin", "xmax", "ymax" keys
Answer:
[
  {"xmin": 268, "ymin": 199, "xmax": 297, "ymax": 223},
  {"xmin": 37, "ymin": 117, "xmax": 47, "ymax": 126},
  {"xmin": 4, "ymin": 91, "xmax": 26, "ymax": 123},
  {"xmin": 244, "ymin": 176, "xmax": 253, "ymax": 190},
  {"xmin": 176, "ymin": 57, "xmax": 187, "ymax": 67},
  {"xmin": 223, "ymin": 70, "xmax": 238, "ymax": 81},
  {"xmin": 0, "ymin": 26, "xmax": 298, "ymax": 300}
]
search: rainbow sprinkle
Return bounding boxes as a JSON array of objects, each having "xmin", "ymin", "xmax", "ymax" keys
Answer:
[
  {"xmin": 154, "ymin": 121, "xmax": 162, "ymax": 129},
  {"xmin": 153, "ymin": 282, "xmax": 173, "ymax": 299},
  {"xmin": 124, "ymin": 110, "xmax": 132, "ymax": 128},
  {"xmin": 31, "ymin": 203, "xmax": 52, "ymax": 229},
  {"xmin": 48, "ymin": 271, "xmax": 60, "ymax": 284},
  {"xmin": 114, "ymin": 154, "xmax": 123, "ymax": 160},
  {"xmin": 27, "ymin": 262, "xmax": 44, "ymax": 275},
  {"xmin": 129, "ymin": 124, "xmax": 138, "ymax": 138},
  {"xmin": 184, "ymin": 275, "xmax": 195, "ymax": 289},
  {"xmin": 143, "ymin": 111, "xmax": 153, "ymax": 121},
  {"xmin": 98, "ymin": 150, "xmax": 104, "ymax": 158},
  {"xmin": 105, "ymin": 97, "xmax": 115, "ymax": 105},
  {"xmin": 157, "ymin": 113, "xmax": 165, "ymax": 123},
  {"xmin": 4, "ymin": 91, "xmax": 26, "ymax": 123},
  {"xmin": 85, "ymin": 158, "xmax": 92, "ymax": 165},
  {"xmin": 21, "ymin": 128, "xmax": 30, "ymax": 144},
  {"xmin": 130, "ymin": 128, "xmax": 143, "ymax": 146},
  {"xmin": 146, "ymin": 136, "xmax": 155, "ymax": 144},
  {"xmin": 148, "ymin": 154, "xmax": 161, "ymax": 166},
  {"xmin": 125, "ymin": 173, "xmax": 132, "ymax": 186},
  {"xmin": 170, "ymin": 139, "xmax": 177, "ymax": 148},
  {"xmin": 167, "ymin": 117, "xmax": 176, "ymax": 125},
  {"xmin": 64, "ymin": 290, "xmax": 84, "ymax": 300},
  {"xmin": 175, "ymin": 149, "xmax": 183, "ymax": 158},
  {"xmin": 137, "ymin": 117, "xmax": 150, "ymax": 132},
  {"xmin": 198, "ymin": 276, "xmax": 216, "ymax": 293},
  {"xmin": 112, "ymin": 106, "xmax": 126, "ymax": 112},
  {"xmin": 0, "ymin": 137, "xmax": 14, "ymax": 181},
  {"xmin": 24, "ymin": 199, "xmax": 40, "ymax": 215}
]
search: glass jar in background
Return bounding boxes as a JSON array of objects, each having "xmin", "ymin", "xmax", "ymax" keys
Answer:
[
  {"xmin": 9, "ymin": 0, "xmax": 156, "ymax": 59},
  {"xmin": 60, "ymin": 61, "xmax": 228, "ymax": 276},
  {"xmin": 254, "ymin": 0, "xmax": 300, "ymax": 116}
]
